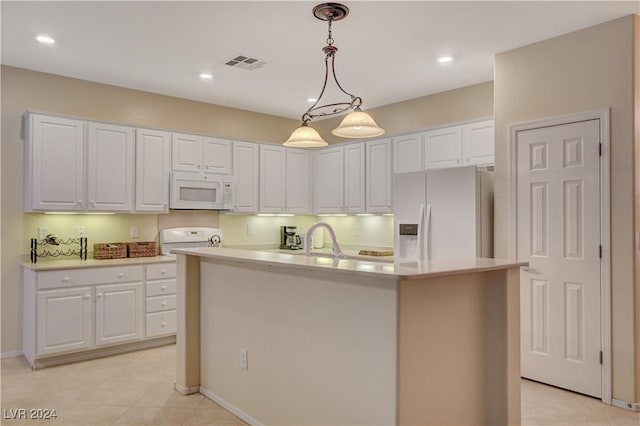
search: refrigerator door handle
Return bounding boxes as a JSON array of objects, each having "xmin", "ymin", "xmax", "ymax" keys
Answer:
[
  {"xmin": 425, "ymin": 204, "xmax": 432, "ymax": 260},
  {"xmin": 418, "ymin": 203, "xmax": 425, "ymax": 261}
]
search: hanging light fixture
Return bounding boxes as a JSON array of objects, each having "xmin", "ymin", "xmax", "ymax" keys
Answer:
[{"xmin": 283, "ymin": 2, "xmax": 384, "ymax": 148}]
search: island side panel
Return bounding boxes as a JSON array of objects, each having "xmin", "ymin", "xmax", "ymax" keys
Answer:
[
  {"xmin": 175, "ymin": 254, "xmax": 201, "ymax": 394},
  {"xmin": 397, "ymin": 267, "xmax": 521, "ymax": 426},
  {"xmin": 199, "ymin": 258, "xmax": 398, "ymax": 426}
]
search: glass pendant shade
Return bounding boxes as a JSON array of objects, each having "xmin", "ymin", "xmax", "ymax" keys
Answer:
[
  {"xmin": 331, "ymin": 110, "xmax": 385, "ymax": 138},
  {"xmin": 283, "ymin": 123, "xmax": 328, "ymax": 148}
]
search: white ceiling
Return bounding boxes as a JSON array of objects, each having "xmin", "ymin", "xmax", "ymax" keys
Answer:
[{"xmin": 2, "ymin": 1, "xmax": 638, "ymax": 120}]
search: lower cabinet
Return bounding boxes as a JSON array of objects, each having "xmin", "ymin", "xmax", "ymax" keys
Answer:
[{"xmin": 23, "ymin": 261, "xmax": 176, "ymax": 367}]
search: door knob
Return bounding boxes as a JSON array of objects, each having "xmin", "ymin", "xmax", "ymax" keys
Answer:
[{"xmin": 521, "ymin": 266, "xmax": 539, "ymax": 274}]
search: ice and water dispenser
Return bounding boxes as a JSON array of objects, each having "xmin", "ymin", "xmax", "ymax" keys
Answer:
[{"xmin": 397, "ymin": 223, "xmax": 419, "ymax": 260}]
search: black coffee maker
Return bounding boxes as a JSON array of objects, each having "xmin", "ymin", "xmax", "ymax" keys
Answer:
[{"xmin": 280, "ymin": 226, "xmax": 301, "ymax": 250}]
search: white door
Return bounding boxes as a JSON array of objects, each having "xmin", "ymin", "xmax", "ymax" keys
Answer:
[
  {"xmin": 517, "ymin": 119, "xmax": 601, "ymax": 397},
  {"xmin": 259, "ymin": 144, "xmax": 286, "ymax": 213},
  {"xmin": 366, "ymin": 139, "xmax": 392, "ymax": 213},
  {"xmin": 95, "ymin": 282, "xmax": 143, "ymax": 346},
  {"xmin": 393, "ymin": 133, "xmax": 423, "ymax": 173},
  {"xmin": 233, "ymin": 141, "xmax": 259, "ymax": 213},
  {"xmin": 171, "ymin": 133, "xmax": 202, "ymax": 172},
  {"xmin": 37, "ymin": 287, "xmax": 92, "ymax": 355},
  {"xmin": 87, "ymin": 122, "xmax": 134, "ymax": 211},
  {"xmin": 285, "ymin": 148, "xmax": 312, "ymax": 214},
  {"xmin": 203, "ymin": 137, "xmax": 232, "ymax": 174},
  {"xmin": 344, "ymin": 143, "xmax": 365, "ymax": 214},
  {"xmin": 423, "ymin": 126, "xmax": 463, "ymax": 169},
  {"xmin": 313, "ymin": 146, "xmax": 344, "ymax": 214},
  {"xmin": 135, "ymin": 128, "xmax": 170, "ymax": 212}
]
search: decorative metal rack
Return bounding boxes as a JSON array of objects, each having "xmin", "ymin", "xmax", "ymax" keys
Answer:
[{"xmin": 30, "ymin": 237, "xmax": 88, "ymax": 263}]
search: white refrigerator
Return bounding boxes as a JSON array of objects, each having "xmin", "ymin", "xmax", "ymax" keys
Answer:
[{"xmin": 393, "ymin": 166, "xmax": 493, "ymax": 262}]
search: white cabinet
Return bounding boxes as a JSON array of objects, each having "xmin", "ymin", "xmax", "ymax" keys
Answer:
[
  {"xmin": 95, "ymin": 282, "xmax": 143, "ymax": 346},
  {"xmin": 393, "ymin": 133, "xmax": 423, "ymax": 173},
  {"xmin": 87, "ymin": 122, "xmax": 134, "ymax": 211},
  {"xmin": 423, "ymin": 126, "xmax": 463, "ymax": 169},
  {"xmin": 135, "ymin": 128, "xmax": 171, "ymax": 212},
  {"xmin": 285, "ymin": 148, "xmax": 313, "ymax": 214},
  {"xmin": 313, "ymin": 146, "xmax": 344, "ymax": 214},
  {"xmin": 145, "ymin": 263, "xmax": 177, "ymax": 338},
  {"xmin": 233, "ymin": 141, "xmax": 259, "ymax": 213},
  {"xmin": 259, "ymin": 144, "xmax": 286, "ymax": 213},
  {"xmin": 171, "ymin": 133, "xmax": 232, "ymax": 174},
  {"xmin": 344, "ymin": 143, "xmax": 365, "ymax": 214},
  {"xmin": 366, "ymin": 139, "xmax": 393, "ymax": 213},
  {"xmin": 24, "ymin": 113, "xmax": 85, "ymax": 211},
  {"xmin": 23, "ymin": 262, "xmax": 173, "ymax": 367},
  {"xmin": 36, "ymin": 287, "xmax": 92, "ymax": 356},
  {"xmin": 462, "ymin": 120, "xmax": 495, "ymax": 166}
]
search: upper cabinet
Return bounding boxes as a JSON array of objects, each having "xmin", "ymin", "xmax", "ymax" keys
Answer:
[
  {"xmin": 344, "ymin": 143, "xmax": 366, "ymax": 214},
  {"xmin": 462, "ymin": 120, "xmax": 495, "ymax": 167},
  {"xmin": 233, "ymin": 141, "xmax": 259, "ymax": 213},
  {"xmin": 393, "ymin": 134, "xmax": 423, "ymax": 174},
  {"xmin": 423, "ymin": 126, "xmax": 463, "ymax": 169},
  {"xmin": 171, "ymin": 133, "xmax": 232, "ymax": 174},
  {"xmin": 285, "ymin": 148, "xmax": 313, "ymax": 214},
  {"xmin": 135, "ymin": 129, "xmax": 171, "ymax": 213},
  {"xmin": 24, "ymin": 113, "xmax": 85, "ymax": 212},
  {"xmin": 259, "ymin": 144, "xmax": 286, "ymax": 213},
  {"xmin": 86, "ymin": 122, "xmax": 134, "ymax": 212},
  {"xmin": 313, "ymin": 146, "xmax": 345, "ymax": 214},
  {"xmin": 366, "ymin": 139, "xmax": 392, "ymax": 213}
]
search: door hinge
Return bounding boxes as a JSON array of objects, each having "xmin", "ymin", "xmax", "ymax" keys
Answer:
[
  {"xmin": 599, "ymin": 351, "xmax": 603, "ymax": 364},
  {"xmin": 599, "ymin": 245, "xmax": 602, "ymax": 258},
  {"xmin": 599, "ymin": 143, "xmax": 602, "ymax": 156}
]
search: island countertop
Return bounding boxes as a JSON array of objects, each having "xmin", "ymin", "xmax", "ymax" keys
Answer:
[{"xmin": 172, "ymin": 246, "xmax": 526, "ymax": 280}]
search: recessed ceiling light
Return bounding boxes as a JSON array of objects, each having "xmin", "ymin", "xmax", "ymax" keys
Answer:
[
  {"xmin": 437, "ymin": 55, "xmax": 456, "ymax": 64},
  {"xmin": 36, "ymin": 35, "xmax": 55, "ymax": 45},
  {"xmin": 307, "ymin": 98, "xmax": 318, "ymax": 103},
  {"xmin": 199, "ymin": 73, "xmax": 213, "ymax": 80}
]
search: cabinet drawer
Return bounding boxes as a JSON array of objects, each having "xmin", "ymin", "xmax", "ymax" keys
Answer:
[
  {"xmin": 146, "ymin": 311, "xmax": 176, "ymax": 337},
  {"xmin": 146, "ymin": 295, "xmax": 176, "ymax": 313},
  {"xmin": 146, "ymin": 263, "xmax": 176, "ymax": 280},
  {"xmin": 37, "ymin": 266, "xmax": 144, "ymax": 290},
  {"xmin": 146, "ymin": 280, "xmax": 176, "ymax": 297}
]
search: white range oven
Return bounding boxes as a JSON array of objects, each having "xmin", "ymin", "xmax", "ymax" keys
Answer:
[
  {"xmin": 160, "ymin": 227, "xmax": 224, "ymax": 256},
  {"xmin": 170, "ymin": 171, "xmax": 233, "ymax": 210}
]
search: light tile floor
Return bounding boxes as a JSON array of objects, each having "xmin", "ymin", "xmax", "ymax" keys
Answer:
[{"xmin": 1, "ymin": 344, "xmax": 638, "ymax": 425}]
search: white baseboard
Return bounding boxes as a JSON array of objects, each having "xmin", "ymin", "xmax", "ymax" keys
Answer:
[
  {"xmin": 1, "ymin": 351, "xmax": 23, "ymax": 359},
  {"xmin": 612, "ymin": 398, "xmax": 640, "ymax": 412},
  {"xmin": 174, "ymin": 382, "xmax": 199, "ymax": 395},
  {"xmin": 199, "ymin": 386, "xmax": 263, "ymax": 426}
]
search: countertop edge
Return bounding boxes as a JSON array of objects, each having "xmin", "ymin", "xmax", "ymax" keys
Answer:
[{"xmin": 22, "ymin": 255, "xmax": 176, "ymax": 271}]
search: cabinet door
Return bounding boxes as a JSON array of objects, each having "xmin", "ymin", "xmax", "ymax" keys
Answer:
[
  {"xmin": 87, "ymin": 122, "xmax": 134, "ymax": 211},
  {"xmin": 26, "ymin": 114, "xmax": 84, "ymax": 211},
  {"xmin": 462, "ymin": 120, "xmax": 494, "ymax": 166},
  {"xmin": 171, "ymin": 133, "xmax": 202, "ymax": 172},
  {"xmin": 135, "ymin": 129, "xmax": 171, "ymax": 212},
  {"xmin": 366, "ymin": 139, "xmax": 392, "ymax": 213},
  {"xmin": 95, "ymin": 282, "xmax": 143, "ymax": 346},
  {"xmin": 285, "ymin": 148, "xmax": 312, "ymax": 214},
  {"xmin": 203, "ymin": 137, "xmax": 232, "ymax": 174},
  {"xmin": 233, "ymin": 141, "xmax": 259, "ymax": 213},
  {"xmin": 259, "ymin": 144, "xmax": 286, "ymax": 213},
  {"xmin": 393, "ymin": 133, "xmax": 423, "ymax": 173},
  {"xmin": 37, "ymin": 287, "xmax": 92, "ymax": 356},
  {"xmin": 314, "ymin": 146, "xmax": 344, "ymax": 214},
  {"xmin": 424, "ymin": 126, "xmax": 463, "ymax": 169},
  {"xmin": 344, "ymin": 143, "xmax": 365, "ymax": 214}
]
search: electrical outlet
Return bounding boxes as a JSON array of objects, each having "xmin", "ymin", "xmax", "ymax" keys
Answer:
[
  {"xmin": 353, "ymin": 225, "xmax": 360, "ymax": 237},
  {"xmin": 76, "ymin": 227, "xmax": 86, "ymax": 238},
  {"xmin": 246, "ymin": 224, "xmax": 254, "ymax": 236},
  {"xmin": 38, "ymin": 227, "xmax": 49, "ymax": 240},
  {"xmin": 130, "ymin": 226, "xmax": 138, "ymax": 238},
  {"xmin": 240, "ymin": 349, "xmax": 248, "ymax": 369}
]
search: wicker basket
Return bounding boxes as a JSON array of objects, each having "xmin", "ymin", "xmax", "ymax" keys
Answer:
[
  {"xmin": 93, "ymin": 243, "xmax": 127, "ymax": 260},
  {"xmin": 127, "ymin": 241, "xmax": 156, "ymax": 258}
]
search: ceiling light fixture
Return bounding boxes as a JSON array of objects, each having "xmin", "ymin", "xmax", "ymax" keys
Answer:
[
  {"xmin": 437, "ymin": 55, "xmax": 456, "ymax": 63},
  {"xmin": 199, "ymin": 73, "xmax": 213, "ymax": 80},
  {"xmin": 284, "ymin": 3, "xmax": 384, "ymax": 148},
  {"xmin": 36, "ymin": 35, "xmax": 55, "ymax": 45}
]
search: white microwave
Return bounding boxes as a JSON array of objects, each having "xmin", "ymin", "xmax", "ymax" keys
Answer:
[{"xmin": 170, "ymin": 171, "xmax": 233, "ymax": 210}]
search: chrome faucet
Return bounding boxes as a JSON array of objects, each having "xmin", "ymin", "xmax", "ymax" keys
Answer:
[{"xmin": 305, "ymin": 222, "xmax": 344, "ymax": 258}]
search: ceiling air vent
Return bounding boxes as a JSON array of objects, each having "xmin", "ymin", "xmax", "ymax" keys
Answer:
[{"xmin": 223, "ymin": 54, "xmax": 266, "ymax": 71}]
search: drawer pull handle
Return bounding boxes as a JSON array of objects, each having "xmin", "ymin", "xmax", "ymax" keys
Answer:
[
  {"xmin": 161, "ymin": 285, "xmax": 167, "ymax": 290},
  {"xmin": 161, "ymin": 322, "xmax": 167, "ymax": 327},
  {"xmin": 62, "ymin": 277, "xmax": 70, "ymax": 282},
  {"xmin": 96, "ymin": 293, "xmax": 103, "ymax": 299},
  {"xmin": 161, "ymin": 301, "xmax": 167, "ymax": 306},
  {"xmin": 84, "ymin": 294, "xmax": 91, "ymax": 300},
  {"xmin": 161, "ymin": 269, "xmax": 166, "ymax": 274},
  {"xmin": 117, "ymin": 273, "xmax": 124, "ymax": 278}
]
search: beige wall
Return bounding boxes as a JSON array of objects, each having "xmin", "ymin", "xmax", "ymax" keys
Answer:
[
  {"xmin": 494, "ymin": 15, "xmax": 638, "ymax": 402},
  {"xmin": 1, "ymin": 66, "xmax": 492, "ymax": 355}
]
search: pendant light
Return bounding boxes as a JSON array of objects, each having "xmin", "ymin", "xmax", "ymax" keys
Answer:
[{"xmin": 283, "ymin": 3, "xmax": 384, "ymax": 148}]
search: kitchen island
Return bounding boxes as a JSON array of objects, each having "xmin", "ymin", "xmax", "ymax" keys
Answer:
[{"xmin": 173, "ymin": 247, "xmax": 525, "ymax": 426}]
